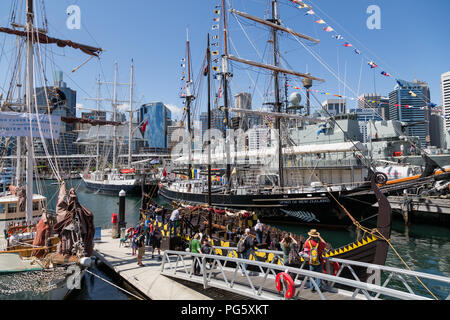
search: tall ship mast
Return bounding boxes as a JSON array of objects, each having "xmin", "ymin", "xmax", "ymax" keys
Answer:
[{"xmin": 78, "ymin": 61, "xmax": 147, "ymax": 195}]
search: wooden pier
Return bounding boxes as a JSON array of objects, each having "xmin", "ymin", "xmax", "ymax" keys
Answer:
[
  {"xmin": 373, "ymin": 196, "xmax": 450, "ymax": 225},
  {"xmin": 93, "ymin": 229, "xmax": 244, "ymax": 300}
]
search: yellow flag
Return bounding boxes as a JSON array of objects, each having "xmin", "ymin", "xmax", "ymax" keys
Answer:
[{"xmin": 409, "ymin": 90, "xmax": 417, "ymax": 97}]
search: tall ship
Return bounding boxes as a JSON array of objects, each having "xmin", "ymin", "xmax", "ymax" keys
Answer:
[
  {"xmin": 159, "ymin": 0, "xmax": 450, "ymax": 226},
  {"xmin": 77, "ymin": 62, "xmax": 150, "ymax": 195}
]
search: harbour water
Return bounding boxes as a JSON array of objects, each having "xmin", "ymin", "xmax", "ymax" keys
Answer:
[{"xmin": 2, "ymin": 180, "xmax": 449, "ymax": 300}]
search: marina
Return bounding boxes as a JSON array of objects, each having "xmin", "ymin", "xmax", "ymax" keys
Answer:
[{"xmin": 0, "ymin": 0, "xmax": 449, "ymax": 310}]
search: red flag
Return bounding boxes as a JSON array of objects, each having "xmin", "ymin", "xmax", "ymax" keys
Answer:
[
  {"xmin": 163, "ymin": 167, "xmax": 167, "ymax": 177},
  {"xmin": 142, "ymin": 119, "xmax": 148, "ymax": 132}
]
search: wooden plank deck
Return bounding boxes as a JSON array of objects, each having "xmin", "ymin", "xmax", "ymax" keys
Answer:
[{"xmin": 94, "ymin": 229, "xmax": 247, "ymax": 300}]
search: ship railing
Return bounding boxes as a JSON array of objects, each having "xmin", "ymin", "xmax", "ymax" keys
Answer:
[
  {"xmin": 231, "ymin": 180, "xmax": 368, "ymax": 195},
  {"xmin": 160, "ymin": 246, "xmax": 450, "ymax": 300}
]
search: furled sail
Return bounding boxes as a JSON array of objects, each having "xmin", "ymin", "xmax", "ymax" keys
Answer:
[{"xmin": 0, "ymin": 27, "xmax": 103, "ymax": 56}]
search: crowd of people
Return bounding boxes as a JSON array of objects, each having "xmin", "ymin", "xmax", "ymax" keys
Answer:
[{"xmin": 124, "ymin": 201, "xmax": 333, "ymax": 292}]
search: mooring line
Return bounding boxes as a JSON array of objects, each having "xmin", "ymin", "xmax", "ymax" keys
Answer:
[{"xmin": 84, "ymin": 269, "xmax": 145, "ymax": 300}]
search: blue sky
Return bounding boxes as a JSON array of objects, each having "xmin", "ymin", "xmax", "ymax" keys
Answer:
[{"xmin": 0, "ymin": 0, "xmax": 449, "ymax": 120}]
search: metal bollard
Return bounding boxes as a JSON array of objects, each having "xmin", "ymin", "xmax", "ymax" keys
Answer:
[{"xmin": 116, "ymin": 189, "xmax": 126, "ymax": 238}]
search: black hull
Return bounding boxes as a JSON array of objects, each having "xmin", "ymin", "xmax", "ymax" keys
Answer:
[
  {"xmin": 83, "ymin": 181, "xmax": 142, "ymax": 196},
  {"xmin": 159, "ymin": 186, "xmax": 375, "ymax": 227}
]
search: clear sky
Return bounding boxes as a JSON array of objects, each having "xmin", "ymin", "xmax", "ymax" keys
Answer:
[{"xmin": 0, "ymin": 0, "xmax": 449, "ymax": 120}]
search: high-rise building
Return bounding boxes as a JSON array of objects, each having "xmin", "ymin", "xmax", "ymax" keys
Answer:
[
  {"xmin": 442, "ymin": 71, "xmax": 450, "ymax": 130},
  {"xmin": 388, "ymin": 79, "xmax": 433, "ymax": 147},
  {"xmin": 35, "ymin": 71, "xmax": 77, "ymax": 133},
  {"xmin": 234, "ymin": 92, "xmax": 252, "ymax": 110},
  {"xmin": 199, "ymin": 108, "xmax": 226, "ymax": 135},
  {"xmin": 321, "ymin": 99, "xmax": 346, "ymax": 115},
  {"xmin": 34, "ymin": 71, "xmax": 79, "ymax": 159},
  {"xmin": 357, "ymin": 93, "xmax": 389, "ymax": 120},
  {"xmin": 138, "ymin": 102, "xmax": 171, "ymax": 152},
  {"xmin": 167, "ymin": 120, "xmax": 184, "ymax": 150}
]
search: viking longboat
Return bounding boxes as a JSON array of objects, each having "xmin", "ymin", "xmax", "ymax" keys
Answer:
[{"xmin": 146, "ymin": 173, "xmax": 392, "ymax": 282}]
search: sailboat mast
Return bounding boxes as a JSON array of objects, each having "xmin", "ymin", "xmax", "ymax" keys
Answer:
[
  {"xmin": 207, "ymin": 33, "xmax": 212, "ymax": 238},
  {"xmin": 25, "ymin": 0, "xmax": 34, "ymax": 222},
  {"xmin": 15, "ymin": 36, "xmax": 23, "ymax": 186},
  {"xmin": 95, "ymin": 76, "xmax": 101, "ymax": 171},
  {"xmin": 271, "ymin": 0, "xmax": 283, "ymax": 188},
  {"xmin": 185, "ymin": 29, "xmax": 193, "ymax": 179},
  {"xmin": 222, "ymin": 0, "xmax": 231, "ymax": 190},
  {"xmin": 128, "ymin": 59, "xmax": 134, "ymax": 167},
  {"xmin": 112, "ymin": 61, "xmax": 118, "ymax": 170}
]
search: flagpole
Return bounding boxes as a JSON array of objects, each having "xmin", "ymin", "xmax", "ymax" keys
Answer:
[{"xmin": 185, "ymin": 28, "xmax": 194, "ymax": 179}]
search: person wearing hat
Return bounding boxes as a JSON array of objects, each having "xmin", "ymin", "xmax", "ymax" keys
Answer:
[{"xmin": 304, "ymin": 229, "xmax": 327, "ymax": 292}]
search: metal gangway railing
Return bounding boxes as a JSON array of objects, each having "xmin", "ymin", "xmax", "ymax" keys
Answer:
[{"xmin": 161, "ymin": 246, "xmax": 450, "ymax": 300}]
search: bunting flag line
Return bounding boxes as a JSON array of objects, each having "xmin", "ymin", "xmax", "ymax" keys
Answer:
[
  {"xmin": 286, "ymin": 84, "xmax": 358, "ymax": 101},
  {"xmin": 289, "ymin": 1, "xmax": 396, "ymax": 81},
  {"xmin": 368, "ymin": 61, "xmax": 378, "ymax": 68},
  {"xmin": 290, "ymin": 0, "xmax": 312, "ymax": 9}
]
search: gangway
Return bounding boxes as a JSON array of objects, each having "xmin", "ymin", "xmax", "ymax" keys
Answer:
[{"xmin": 161, "ymin": 246, "xmax": 450, "ymax": 300}]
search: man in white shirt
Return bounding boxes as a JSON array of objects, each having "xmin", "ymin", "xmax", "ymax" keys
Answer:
[{"xmin": 169, "ymin": 207, "xmax": 181, "ymax": 236}]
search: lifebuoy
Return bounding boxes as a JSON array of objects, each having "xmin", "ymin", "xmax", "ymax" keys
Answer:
[{"xmin": 275, "ymin": 272, "xmax": 295, "ymax": 299}]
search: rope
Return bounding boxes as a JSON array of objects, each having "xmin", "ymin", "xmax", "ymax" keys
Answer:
[
  {"xmin": 317, "ymin": 173, "xmax": 439, "ymax": 300},
  {"xmin": 84, "ymin": 269, "xmax": 144, "ymax": 300}
]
